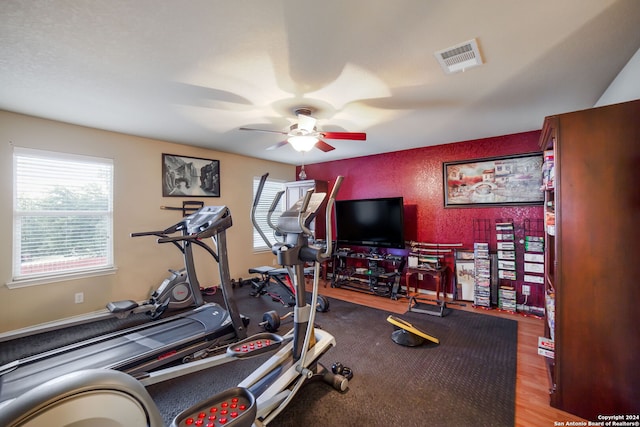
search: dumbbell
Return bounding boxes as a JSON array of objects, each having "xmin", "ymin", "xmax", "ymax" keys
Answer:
[
  {"xmin": 258, "ymin": 297, "xmax": 328, "ymax": 332},
  {"xmin": 258, "ymin": 310, "xmax": 293, "ymax": 332},
  {"xmin": 315, "ymin": 295, "xmax": 330, "ymax": 312},
  {"xmin": 321, "ymin": 362, "xmax": 353, "ymax": 392},
  {"xmin": 331, "ymin": 362, "xmax": 353, "ymax": 380}
]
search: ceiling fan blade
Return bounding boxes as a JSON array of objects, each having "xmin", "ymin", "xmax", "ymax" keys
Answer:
[
  {"xmin": 239, "ymin": 127, "xmax": 288, "ymax": 136},
  {"xmin": 315, "ymin": 139, "xmax": 335, "ymax": 152},
  {"xmin": 320, "ymin": 131, "xmax": 367, "ymax": 141},
  {"xmin": 266, "ymin": 140, "xmax": 289, "ymax": 151}
]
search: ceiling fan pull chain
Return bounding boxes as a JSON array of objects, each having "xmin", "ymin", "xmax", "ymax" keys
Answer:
[{"xmin": 298, "ymin": 152, "xmax": 307, "ymax": 180}]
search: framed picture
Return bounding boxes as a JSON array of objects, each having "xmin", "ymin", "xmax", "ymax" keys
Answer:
[
  {"xmin": 455, "ymin": 250, "xmax": 475, "ymax": 301},
  {"xmin": 443, "ymin": 152, "xmax": 544, "ymax": 207},
  {"xmin": 162, "ymin": 154, "xmax": 220, "ymax": 197}
]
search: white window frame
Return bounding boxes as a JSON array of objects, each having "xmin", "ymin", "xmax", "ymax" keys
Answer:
[
  {"xmin": 10, "ymin": 147, "xmax": 115, "ymax": 288},
  {"xmin": 252, "ymin": 176, "xmax": 284, "ymax": 252}
]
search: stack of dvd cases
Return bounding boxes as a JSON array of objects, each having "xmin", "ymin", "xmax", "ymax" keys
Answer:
[{"xmin": 473, "ymin": 242, "xmax": 490, "ymax": 307}]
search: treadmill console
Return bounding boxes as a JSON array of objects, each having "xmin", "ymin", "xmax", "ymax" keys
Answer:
[{"xmin": 183, "ymin": 206, "xmax": 232, "ymax": 238}]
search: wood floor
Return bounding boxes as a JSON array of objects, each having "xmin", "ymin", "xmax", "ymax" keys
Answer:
[{"xmin": 312, "ymin": 280, "xmax": 587, "ymax": 427}]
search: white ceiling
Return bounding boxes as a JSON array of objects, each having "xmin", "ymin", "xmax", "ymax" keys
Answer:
[{"xmin": 2, "ymin": 0, "xmax": 640, "ymax": 165}]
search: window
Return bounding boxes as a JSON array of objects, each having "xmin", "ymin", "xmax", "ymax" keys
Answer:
[
  {"xmin": 252, "ymin": 176, "xmax": 284, "ymax": 251},
  {"xmin": 12, "ymin": 148, "xmax": 114, "ymax": 284}
]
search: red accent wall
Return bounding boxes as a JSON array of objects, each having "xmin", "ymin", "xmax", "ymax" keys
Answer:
[{"xmin": 299, "ymin": 130, "xmax": 545, "ymax": 308}]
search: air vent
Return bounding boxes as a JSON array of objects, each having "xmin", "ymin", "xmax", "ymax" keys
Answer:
[{"xmin": 435, "ymin": 38, "xmax": 483, "ymax": 74}]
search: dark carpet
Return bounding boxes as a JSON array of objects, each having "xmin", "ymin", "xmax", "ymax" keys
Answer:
[
  {"xmin": 148, "ymin": 285, "xmax": 518, "ymax": 426},
  {"xmin": 0, "ymin": 284, "xmax": 517, "ymax": 426}
]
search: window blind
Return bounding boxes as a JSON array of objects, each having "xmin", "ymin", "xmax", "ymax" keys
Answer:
[{"xmin": 13, "ymin": 148, "xmax": 114, "ymax": 281}]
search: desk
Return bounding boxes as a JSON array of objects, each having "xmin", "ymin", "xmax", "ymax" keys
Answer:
[{"xmin": 404, "ymin": 266, "xmax": 448, "ymax": 300}]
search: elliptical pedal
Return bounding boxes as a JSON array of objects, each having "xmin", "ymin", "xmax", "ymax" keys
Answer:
[
  {"xmin": 227, "ymin": 333, "xmax": 284, "ymax": 358},
  {"xmin": 170, "ymin": 387, "xmax": 257, "ymax": 427}
]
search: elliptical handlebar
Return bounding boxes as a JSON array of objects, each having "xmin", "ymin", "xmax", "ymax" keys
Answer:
[
  {"xmin": 320, "ymin": 175, "xmax": 343, "ymax": 260},
  {"xmin": 266, "ymin": 190, "xmax": 285, "ymax": 233},
  {"xmin": 297, "ymin": 176, "xmax": 343, "ymax": 263},
  {"xmin": 251, "ymin": 173, "xmax": 273, "ymax": 249},
  {"xmin": 297, "ymin": 188, "xmax": 315, "ymax": 237}
]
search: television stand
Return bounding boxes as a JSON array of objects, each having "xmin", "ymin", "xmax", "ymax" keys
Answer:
[{"xmin": 330, "ymin": 250, "xmax": 407, "ymax": 299}]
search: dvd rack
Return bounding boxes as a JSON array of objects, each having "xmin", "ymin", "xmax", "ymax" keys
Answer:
[
  {"xmin": 523, "ymin": 218, "xmax": 545, "ymax": 316},
  {"xmin": 496, "ymin": 220, "xmax": 517, "ymax": 312}
]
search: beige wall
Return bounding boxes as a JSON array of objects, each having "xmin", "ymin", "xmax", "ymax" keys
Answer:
[{"xmin": 0, "ymin": 110, "xmax": 295, "ymax": 332}]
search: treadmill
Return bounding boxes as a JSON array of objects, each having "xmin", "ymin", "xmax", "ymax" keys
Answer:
[{"xmin": 0, "ymin": 206, "xmax": 247, "ymax": 405}]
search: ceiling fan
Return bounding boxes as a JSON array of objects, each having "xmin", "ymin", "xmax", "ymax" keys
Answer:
[{"xmin": 239, "ymin": 107, "xmax": 366, "ymax": 152}]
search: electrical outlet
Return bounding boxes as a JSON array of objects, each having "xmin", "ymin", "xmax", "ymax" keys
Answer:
[
  {"xmin": 74, "ymin": 292, "xmax": 84, "ymax": 303},
  {"xmin": 522, "ymin": 285, "xmax": 531, "ymax": 296}
]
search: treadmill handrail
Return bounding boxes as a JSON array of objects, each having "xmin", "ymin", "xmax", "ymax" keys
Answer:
[
  {"xmin": 131, "ymin": 230, "xmax": 187, "ymax": 254},
  {"xmin": 157, "ymin": 234, "xmax": 198, "ymax": 244},
  {"xmin": 130, "ymin": 230, "xmax": 170, "ymax": 238},
  {"xmin": 155, "ymin": 207, "xmax": 232, "ymax": 244}
]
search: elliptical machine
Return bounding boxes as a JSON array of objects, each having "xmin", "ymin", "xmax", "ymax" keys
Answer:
[
  {"xmin": 155, "ymin": 173, "xmax": 350, "ymax": 426},
  {"xmin": 249, "ymin": 182, "xmax": 331, "ymax": 312},
  {"xmin": 0, "ymin": 174, "xmax": 348, "ymax": 427}
]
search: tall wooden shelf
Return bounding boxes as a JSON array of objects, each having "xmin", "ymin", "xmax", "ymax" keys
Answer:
[
  {"xmin": 538, "ymin": 99, "xmax": 640, "ymax": 420},
  {"xmin": 539, "ymin": 116, "xmax": 558, "ymax": 403}
]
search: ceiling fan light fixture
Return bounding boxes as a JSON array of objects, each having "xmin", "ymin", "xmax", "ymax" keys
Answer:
[
  {"xmin": 288, "ymin": 135, "xmax": 318, "ymax": 152},
  {"xmin": 240, "ymin": 106, "xmax": 364, "ymax": 153}
]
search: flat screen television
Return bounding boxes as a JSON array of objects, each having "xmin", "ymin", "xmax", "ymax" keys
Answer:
[{"xmin": 335, "ymin": 197, "xmax": 405, "ymax": 249}]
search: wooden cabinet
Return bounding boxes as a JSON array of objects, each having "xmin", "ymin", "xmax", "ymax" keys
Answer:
[
  {"xmin": 538, "ymin": 99, "xmax": 640, "ymax": 420},
  {"xmin": 284, "ymin": 180, "xmax": 328, "ymax": 239}
]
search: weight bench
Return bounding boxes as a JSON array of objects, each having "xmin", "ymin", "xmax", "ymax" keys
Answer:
[
  {"xmin": 248, "ymin": 266, "xmax": 313, "ymax": 306},
  {"xmin": 248, "ymin": 266, "xmax": 275, "ymax": 296}
]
